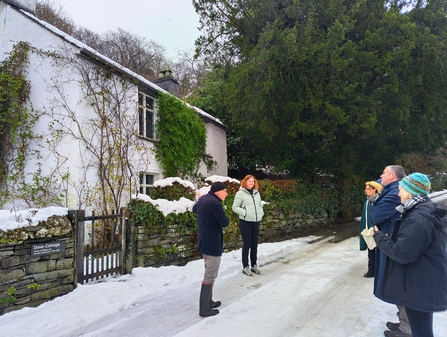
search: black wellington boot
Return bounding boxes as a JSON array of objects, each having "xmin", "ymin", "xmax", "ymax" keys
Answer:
[
  {"xmin": 209, "ymin": 284, "xmax": 221, "ymax": 308},
  {"xmin": 199, "ymin": 284, "xmax": 219, "ymax": 317}
]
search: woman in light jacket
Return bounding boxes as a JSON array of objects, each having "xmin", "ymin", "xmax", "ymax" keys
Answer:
[
  {"xmin": 373, "ymin": 172, "xmax": 447, "ymax": 337},
  {"xmin": 232, "ymin": 175, "xmax": 264, "ymax": 276}
]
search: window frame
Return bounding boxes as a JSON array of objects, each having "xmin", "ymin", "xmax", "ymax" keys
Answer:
[
  {"xmin": 138, "ymin": 91, "xmax": 156, "ymax": 140},
  {"xmin": 139, "ymin": 172, "xmax": 154, "ymax": 196}
]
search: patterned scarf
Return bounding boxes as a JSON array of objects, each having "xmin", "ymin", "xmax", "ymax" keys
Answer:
[{"xmin": 396, "ymin": 195, "xmax": 428, "ymax": 214}]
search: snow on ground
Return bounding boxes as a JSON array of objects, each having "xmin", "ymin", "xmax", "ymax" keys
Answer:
[
  {"xmin": 1, "ymin": 235, "xmax": 446, "ymax": 337},
  {"xmin": 1, "ymin": 182, "xmax": 447, "ymax": 336}
]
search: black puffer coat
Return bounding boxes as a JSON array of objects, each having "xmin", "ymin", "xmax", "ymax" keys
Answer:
[{"xmin": 374, "ymin": 198, "xmax": 447, "ymax": 312}]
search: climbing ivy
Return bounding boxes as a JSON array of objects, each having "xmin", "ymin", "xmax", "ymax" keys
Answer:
[
  {"xmin": 154, "ymin": 93, "xmax": 215, "ymax": 181},
  {"xmin": 0, "ymin": 42, "xmax": 37, "ymax": 207}
]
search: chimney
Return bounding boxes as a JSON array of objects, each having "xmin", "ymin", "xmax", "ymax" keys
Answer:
[
  {"xmin": 154, "ymin": 67, "xmax": 179, "ymax": 97},
  {"xmin": 5, "ymin": 0, "xmax": 36, "ymax": 13}
]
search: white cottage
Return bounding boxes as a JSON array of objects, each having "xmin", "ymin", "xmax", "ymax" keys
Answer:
[{"xmin": 0, "ymin": 0, "xmax": 227, "ymax": 211}]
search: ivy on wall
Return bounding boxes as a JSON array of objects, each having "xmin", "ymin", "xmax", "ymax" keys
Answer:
[
  {"xmin": 0, "ymin": 42, "xmax": 69, "ymax": 208},
  {"xmin": 0, "ymin": 42, "xmax": 38, "ymax": 207},
  {"xmin": 155, "ymin": 93, "xmax": 215, "ymax": 181}
]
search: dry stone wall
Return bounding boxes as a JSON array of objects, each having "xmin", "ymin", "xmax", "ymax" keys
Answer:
[
  {"xmin": 134, "ymin": 211, "xmax": 330, "ymax": 267},
  {"xmin": 0, "ymin": 216, "xmax": 75, "ymax": 315},
  {"xmin": 0, "ymin": 209, "xmax": 330, "ymax": 314}
]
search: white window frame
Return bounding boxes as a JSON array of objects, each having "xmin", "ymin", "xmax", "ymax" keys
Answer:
[
  {"xmin": 139, "ymin": 173, "xmax": 154, "ymax": 195},
  {"xmin": 138, "ymin": 92, "xmax": 156, "ymax": 140}
]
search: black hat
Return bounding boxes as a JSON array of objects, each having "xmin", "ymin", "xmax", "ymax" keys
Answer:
[{"xmin": 210, "ymin": 181, "xmax": 226, "ymax": 192}]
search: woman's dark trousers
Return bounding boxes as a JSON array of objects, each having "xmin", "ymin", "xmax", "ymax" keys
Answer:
[{"xmin": 239, "ymin": 219, "xmax": 260, "ymax": 267}]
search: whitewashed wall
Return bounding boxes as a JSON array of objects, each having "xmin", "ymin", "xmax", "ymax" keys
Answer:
[
  {"xmin": 0, "ymin": 2, "xmax": 227, "ymax": 210},
  {"xmin": 0, "ymin": 4, "xmax": 162, "ymax": 209}
]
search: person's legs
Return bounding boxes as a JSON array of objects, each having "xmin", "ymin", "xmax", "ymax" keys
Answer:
[
  {"xmin": 250, "ymin": 222, "xmax": 260, "ymax": 267},
  {"xmin": 405, "ymin": 307, "xmax": 434, "ymax": 337},
  {"xmin": 200, "ymin": 255, "xmax": 221, "ymax": 317},
  {"xmin": 202, "ymin": 254, "xmax": 221, "ymax": 284},
  {"xmin": 239, "ymin": 220, "xmax": 251, "ymax": 268},
  {"xmin": 367, "ymin": 248, "xmax": 375, "ymax": 274},
  {"xmin": 397, "ymin": 306, "xmax": 412, "ymax": 335}
]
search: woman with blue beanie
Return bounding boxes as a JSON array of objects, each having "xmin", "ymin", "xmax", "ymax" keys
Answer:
[{"xmin": 373, "ymin": 172, "xmax": 447, "ymax": 337}]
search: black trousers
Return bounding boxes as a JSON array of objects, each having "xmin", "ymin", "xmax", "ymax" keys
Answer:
[
  {"xmin": 367, "ymin": 248, "xmax": 376, "ymax": 273},
  {"xmin": 239, "ymin": 219, "xmax": 260, "ymax": 268}
]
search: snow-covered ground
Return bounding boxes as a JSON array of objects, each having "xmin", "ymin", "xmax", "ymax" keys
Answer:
[
  {"xmin": 1, "ymin": 236, "xmax": 447, "ymax": 336},
  {"xmin": 1, "ymin": 185, "xmax": 447, "ymax": 336}
]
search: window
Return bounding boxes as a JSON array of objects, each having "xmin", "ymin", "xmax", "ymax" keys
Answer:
[
  {"xmin": 138, "ymin": 92, "xmax": 155, "ymax": 139},
  {"xmin": 139, "ymin": 173, "xmax": 154, "ymax": 195}
]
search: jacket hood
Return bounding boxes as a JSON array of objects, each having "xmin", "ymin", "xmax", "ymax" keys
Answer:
[{"xmin": 413, "ymin": 200, "xmax": 447, "ymax": 233}]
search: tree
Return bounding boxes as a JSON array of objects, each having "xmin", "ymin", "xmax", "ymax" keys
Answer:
[
  {"xmin": 98, "ymin": 28, "xmax": 167, "ymax": 81},
  {"xmin": 36, "ymin": 0, "xmax": 76, "ymax": 35},
  {"xmin": 193, "ymin": 0, "xmax": 447, "ymax": 215},
  {"xmin": 36, "ymin": 0, "xmax": 204, "ymax": 98},
  {"xmin": 192, "ymin": 0, "xmax": 447, "ymax": 218}
]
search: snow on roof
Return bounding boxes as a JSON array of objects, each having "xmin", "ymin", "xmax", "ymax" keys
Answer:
[{"xmin": 18, "ymin": 8, "xmax": 225, "ymax": 128}]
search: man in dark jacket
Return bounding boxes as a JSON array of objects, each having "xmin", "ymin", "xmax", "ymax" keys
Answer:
[
  {"xmin": 192, "ymin": 181, "xmax": 229, "ymax": 317},
  {"xmin": 370, "ymin": 165, "xmax": 410, "ymax": 337}
]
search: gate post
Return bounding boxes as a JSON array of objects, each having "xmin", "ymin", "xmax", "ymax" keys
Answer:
[
  {"xmin": 71, "ymin": 209, "xmax": 85, "ymax": 285},
  {"xmin": 124, "ymin": 216, "xmax": 136, "ymax": 274},
  {"xmin": 68, "ymin": 210, "xmax": 83, "ymax": 287}
]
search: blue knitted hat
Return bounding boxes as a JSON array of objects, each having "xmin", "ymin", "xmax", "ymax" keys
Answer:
[{"xmin": 399, "ymin": 172, "xmax": 431, "ymax": 196}]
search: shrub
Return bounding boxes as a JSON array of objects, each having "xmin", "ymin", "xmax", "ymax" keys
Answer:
[{"xmin": 150, "ymin": 181, "xmax": 196, "ymax": 201}]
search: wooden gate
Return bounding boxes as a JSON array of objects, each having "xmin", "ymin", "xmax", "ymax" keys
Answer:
[{"xmin": 75, "ymin": 209, "xmax": 126, "ymax": 284}]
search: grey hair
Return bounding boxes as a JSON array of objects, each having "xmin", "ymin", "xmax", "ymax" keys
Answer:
[{"xmin": 387, "ymin": 165, "xmax": 406, "ymax": 180}]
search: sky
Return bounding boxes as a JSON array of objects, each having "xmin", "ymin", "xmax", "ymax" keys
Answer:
[
  {"xmin": 56, "ymin": 0, "xmax": 201, "ymax": 59},
  {"xmin": 1, "ymin": 179, "xmax": 447, "ymax": 336}
]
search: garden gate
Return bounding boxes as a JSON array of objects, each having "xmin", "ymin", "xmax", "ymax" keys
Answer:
[{"xmin": 74, "ymin": 209, "xmax": 127, "ymax": 284}]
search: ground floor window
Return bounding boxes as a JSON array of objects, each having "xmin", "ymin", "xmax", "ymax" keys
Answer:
[{"xmin": 139, "ymin": 173, "xmax": 154, "ymax": 195}]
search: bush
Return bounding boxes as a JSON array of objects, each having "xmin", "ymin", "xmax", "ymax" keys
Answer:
[{"xmin": 150, "ymin": 181, "xmax": 196, "ymax": 201}]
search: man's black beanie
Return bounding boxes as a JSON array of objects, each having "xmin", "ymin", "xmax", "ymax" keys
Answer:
[{"xmin": 210, "ymin": 181, "xmax": 226, "ymax": 192}]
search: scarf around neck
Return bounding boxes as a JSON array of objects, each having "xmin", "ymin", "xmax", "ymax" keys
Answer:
[{"xmin": 396, "ymin": 195, "xmax": 428, "ymax": 214}]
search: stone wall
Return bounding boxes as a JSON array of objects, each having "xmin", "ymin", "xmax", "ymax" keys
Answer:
[
  {"xmin": 134, "ymin": 211, "xmax": 330, "ymax": 268},
  {"xmin": 0, "ymin": 209, "xmax": 330, "ymax": 314},
  {"xmin": 0, "ymin": 215, "xmax": 75, "ymax": 315}
]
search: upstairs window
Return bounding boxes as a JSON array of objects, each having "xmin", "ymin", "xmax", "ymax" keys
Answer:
[
  {"xmin": 139, "ymin": 173, "xmax": 154, "ymax": 195},
  {"xmin": 138, "ymin": 92, "xmax": 155, "ymax": 139}
]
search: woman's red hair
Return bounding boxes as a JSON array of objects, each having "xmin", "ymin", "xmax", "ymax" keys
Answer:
[{"xmin": 240, "ymin": 175, "xmax": 259, "ymax": 189}]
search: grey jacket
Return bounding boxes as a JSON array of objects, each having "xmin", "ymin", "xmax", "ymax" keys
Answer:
[{"xmin": 232, "ymin": 187, "xmax": 264, "ymax": 222}]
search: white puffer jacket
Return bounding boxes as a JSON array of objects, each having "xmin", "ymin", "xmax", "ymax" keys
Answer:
[{"xmin": 232, "ymin": 188, "xmax": 264, "ymax": 222}]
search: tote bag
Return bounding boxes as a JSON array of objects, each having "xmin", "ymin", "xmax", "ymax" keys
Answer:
[{"xmin": 361, "ymin": 202, "xmax": 376, "ymax": 249}]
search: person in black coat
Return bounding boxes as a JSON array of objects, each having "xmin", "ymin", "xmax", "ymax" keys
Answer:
[
  {"xmin": 192, "ymin": 181, "xmax": 229, "ymax": 317},
  {"xmin": 373, "ymin": 172, "xmax": 447, "ymax": 337}
]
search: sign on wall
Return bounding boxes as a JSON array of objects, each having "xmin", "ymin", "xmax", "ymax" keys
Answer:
[{"xmin": 31, "ymin": 241, "xmax": 66, "ymax": 257}]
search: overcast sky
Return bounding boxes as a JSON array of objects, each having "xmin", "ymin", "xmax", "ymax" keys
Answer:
[{"xmin": 56, "ymin": 0, "xmax": 201, "ymax": 58}]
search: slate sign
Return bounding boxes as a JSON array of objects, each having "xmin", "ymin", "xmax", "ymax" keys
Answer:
[{"xmin": 31, "ymin": 241, "xmax": 66, "ymax": 257}]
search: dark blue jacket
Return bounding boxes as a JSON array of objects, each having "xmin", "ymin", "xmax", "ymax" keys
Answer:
[
  {"xmin": 193, "ymin": 192, "xmax": 229, "ymax": 256},
  {"xmin": 370, "ymin": 180, "xmax": 402, "ymax": 296},
  {"xmin": 370, "ymin": 180, "xmax": 401, "ymax": 234},
  {"xmin": 374, "ymin": 198, "xmax": 447, "ymax": 312}
]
